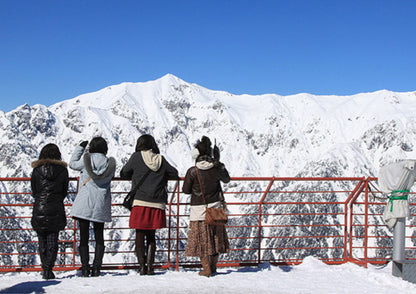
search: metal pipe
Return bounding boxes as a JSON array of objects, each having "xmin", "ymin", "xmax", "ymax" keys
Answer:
[{"xmin": 393, "ymin": 217, "xmax": 406, "ymax": 261}]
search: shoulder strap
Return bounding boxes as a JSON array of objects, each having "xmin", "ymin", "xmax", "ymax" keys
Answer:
[
  {"xmin": 194, "ymin": 166, "xmax": 207, "ymax": 206},
  {"xmin": 130, "ymin": 168, "xmax": 152, "ymax": 194},
  {"xmin": 80, "ymin": 177, "xmax": 91, "ymax": 188}
]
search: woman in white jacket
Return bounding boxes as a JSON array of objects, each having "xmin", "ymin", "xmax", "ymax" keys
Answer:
[{"xmin": 70, "ymin": 137, "xmax": 116, "ymax": 277}]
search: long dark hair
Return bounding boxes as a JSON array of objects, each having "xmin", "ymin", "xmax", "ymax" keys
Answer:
[
  {"xmin": 39, "ymin": 143, "xmax": 62, "ymax": 160},
  {"xmin": 89, "ymin": 137, "xmax": 108, "ymax": 155},
  {"xmin": 135, "ymin": 134, "xmax": 160, "ymax": 154}
]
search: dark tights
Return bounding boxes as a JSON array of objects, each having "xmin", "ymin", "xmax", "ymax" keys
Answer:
[
  {"xmin": 135, "ymin": 229, "xmax": 155, "ymax": 249},
  {"xmin": 78, "ymin": 218, "xmax": 104, "ymax": 247},
  {"xmin": 37, "ymin": 231, "xmax": 59, "ymax": 269}
]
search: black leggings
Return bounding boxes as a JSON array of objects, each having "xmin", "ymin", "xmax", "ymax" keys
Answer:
[
  {"xmin": 37, "ymin": 231, "xmax": 59, "ymax": 267},
  {"xmin": 78, "ymin": 218, "xmax": 104, "ymax": 247},
  {"xmin": 135, "ymin": 229, "xmax": 156, "ymax": 248}
]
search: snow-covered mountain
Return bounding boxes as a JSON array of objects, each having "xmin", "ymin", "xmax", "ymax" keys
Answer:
[
  {"xmin": 1, "ymin": 74, "xmax": 416, "ymax": 267},
  {"xmin": 1, "ymin": 73, "xmax": 416, "ymax": 179}
]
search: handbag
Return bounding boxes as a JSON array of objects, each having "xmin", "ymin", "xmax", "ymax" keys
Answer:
[
  {"xmin": 122, "ymin": 169, "xmax": 151, "ymax": 211},
  {"xmin": 194, "ymin": 166, "xmax": 228, "ymax": 226},
  {"xmin": 205, "ymin": 206, "xmax": 228, "ymax": 225}
]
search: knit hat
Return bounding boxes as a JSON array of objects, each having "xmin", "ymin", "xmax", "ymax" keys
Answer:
[{"xmin": 191, "ymin": 148, "xmax": 200, "ymax": 161}]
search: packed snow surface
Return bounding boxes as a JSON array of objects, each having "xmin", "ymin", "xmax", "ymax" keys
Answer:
[{"xmin": 1, "ymin": 257, "xmax": 415, "ymax": 294}]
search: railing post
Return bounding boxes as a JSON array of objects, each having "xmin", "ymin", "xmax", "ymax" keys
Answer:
[
  {"xmin": 364, "ymin": 178, "xmax": 369, "ymax": 268},
  {"xmin": 258, "ymin": 179, "xmax": 274, "ymax": 265},
  {"xmin": 176, "ymin": 181, "xmax": 180, "ymax": 271},
  {"xmin": 344, "ymin": 200, "xmax": 349, "ymax": 262},
  {"xmin": 167, "ymin": 190, "xmax": 173, "ymax": 270},
  {"xmin": 73, "ymin": 177, "xmax": 80, "ymax": 270},
  {"xmin": 346, "ymin": 178, "xmax": 366, "ymax": 264},
  {"xmin": 167, "ymin": 180, "xmax": 180, "ymax": 271}
]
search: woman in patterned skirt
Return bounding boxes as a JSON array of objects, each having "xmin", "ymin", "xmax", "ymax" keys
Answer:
[
  {"xmin": 121, "ymin": 134, "xmax": 179, "ymax": 275},
  {"xmin": 183, "ymin": 136, "xmax": 230, "ymax": 277}
]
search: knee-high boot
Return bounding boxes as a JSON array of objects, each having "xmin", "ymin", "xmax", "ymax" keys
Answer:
[
  {"xmin": 199, "ymin": 256, "xmax": 212, "ymax": 277},
  {"xmin": 147, "ymin": 242, "xmax": 156, "ymax": 275},
  {"xmin": 91, "ymin": 244, "xmax": 105, "ymax": 277},
  {"xmin": 39, "ymin": 243, "xmax": 48, "ymax": 279},
  {"xmin": 210, "ymin": 254, "xmax": 219, "ymax": 274},
  {"xmin": 79, "ymin": 246, "xmax": 90, "ymax": 277},
  {"xmin": 135, "ymin": 246, "xmax": 147, "ymax": 275},
  {"xmin": 135, "ymin": 230, "xmax": 147, "ymax": 275},
  {"xmin": 44, "ymin": 243, "xmax": 58, "ymax": 279}
]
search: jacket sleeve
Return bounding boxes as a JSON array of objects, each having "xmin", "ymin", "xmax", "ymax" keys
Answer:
[
  {"xmin": 30, "ymin": 169, "xmax": 39, "ymax": 197},
  {"xmin": 62, "ymin": 168, "xmax": 69, "ymax": 200},
  {"xmin": 69, "ymin": 146, "xmax": 85, "ymax": 171},
  {"xmin": 217, "ymin": 162, "xmax": 231, "ymax": 183},
  {"xmin": 182, "ymin": 168, "xmax": 194, "ymax": 194},
  {"xmin": 164, "ymin": 157, "xmax": 179, "ymax": 180},
  {"xmin": 120, "ymin": 154, "xmax": 135, "ymax": 180}
]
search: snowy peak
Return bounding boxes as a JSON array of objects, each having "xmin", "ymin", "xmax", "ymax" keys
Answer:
[{"xmin": 1, "ymin": 74, "xmax": 416, "ymax": 179}]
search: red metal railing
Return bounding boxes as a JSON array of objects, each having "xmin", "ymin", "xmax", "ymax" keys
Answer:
[{"xmin": 0, "ymin": 177, "xmax": 415, "ymax": 273}]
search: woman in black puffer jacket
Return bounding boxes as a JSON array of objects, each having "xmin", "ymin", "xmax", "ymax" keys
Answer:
[{"xmin": 31, "ymin": 143, "xmax": 69, "ymax": 280}]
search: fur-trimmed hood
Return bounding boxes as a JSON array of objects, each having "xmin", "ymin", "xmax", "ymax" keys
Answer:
[
  {"xmin": 31, "ymin": 159, "xmax": 68, "ymax": 169},
  {"xmin": 83, "ymin": 153, "xmax": 116, "ymax": 180}
]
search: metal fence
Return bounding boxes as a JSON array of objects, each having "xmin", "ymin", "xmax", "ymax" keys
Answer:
[{"xmin": 0, "ymin": 177, "xmax": 415, "ymax": 273}]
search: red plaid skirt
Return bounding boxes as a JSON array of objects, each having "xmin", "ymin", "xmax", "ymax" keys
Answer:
[{"xmin": 129, "ymin": 206, "xmax": 166, "ymax": 230}]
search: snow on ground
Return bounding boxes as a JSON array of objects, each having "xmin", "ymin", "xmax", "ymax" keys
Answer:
[{"xmin": 1, "ymin": 257, "xmax": 416, "ymax": 294}]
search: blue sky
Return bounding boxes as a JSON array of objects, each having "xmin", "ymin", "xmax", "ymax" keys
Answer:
[{"xmin": 1, "ymin": 0, "xmax": 415, "ymax": 112}]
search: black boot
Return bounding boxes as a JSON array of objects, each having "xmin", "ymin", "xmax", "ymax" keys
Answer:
[
  {"xmin": 39, "ymin": 244, "xmax": 48, "ymax": 280},
  {"xmin": 44, "ymin": 243, "xmax": 58, "ymax": 280},
  {"xmin": 91, "ymin": 244, "xmax": 105, "ymax": 277},
  {"xmin": 147, "ymin": 242, "xmax": 156, "ymax": 275},
  {"xmin": 43, "ymin": 268, "xmax": 55, "ymax": 280},
  {"xmin": 79, "ymin": 246, "xmax": 90, "ymax": 277}
]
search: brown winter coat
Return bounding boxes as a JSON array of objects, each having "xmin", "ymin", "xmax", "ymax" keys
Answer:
[{"xmin": 182, "ymin": 159, "xmax": 230, "ymax": 206}]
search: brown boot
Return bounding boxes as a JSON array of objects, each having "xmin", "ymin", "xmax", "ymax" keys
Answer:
[
  {"xmin": 135, "ymin": 246, "xmax": 146, "ymax": 275},
  {"xmin": 135, "ymin": 231, "xmax": 147, "ymax": 275},
  {"xmin": 210, "ymin": 254, "xmax": 219, "ymax": 274},
  {"xmin": 199, "ymin": 256, "xmax": 211, "ymax": 277},
  {"xmin": 146, "ymin": 242, "xmax": 156, "ymax": 275}
]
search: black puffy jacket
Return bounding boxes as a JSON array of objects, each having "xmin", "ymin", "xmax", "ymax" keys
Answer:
[{"xmin": 31, "ymin": 159, "xmax": 69, "ymax": 233}]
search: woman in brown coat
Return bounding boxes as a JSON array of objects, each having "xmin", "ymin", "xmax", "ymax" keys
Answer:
[{"xmin": 182, "ymin": 136, "xmax": 230, "ymax": 277}]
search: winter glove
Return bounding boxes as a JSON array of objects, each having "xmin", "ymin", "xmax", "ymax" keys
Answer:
[
  {"xmin": 80, "ymin": 141, "xmax": 88, "ymax": 148},
  {"xmin": 213, "ymin": 145, "xmax": 220, "ymax": 161}
]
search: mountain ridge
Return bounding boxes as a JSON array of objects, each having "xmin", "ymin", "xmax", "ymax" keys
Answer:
[{"xmin": 1, "ymin": 74, "xmax": 416, "ymax": 179}]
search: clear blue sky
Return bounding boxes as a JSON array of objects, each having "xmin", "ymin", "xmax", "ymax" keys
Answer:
[{"xmin": 1, "ymin": 0, "xmax": 415, "ymax": 112}]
